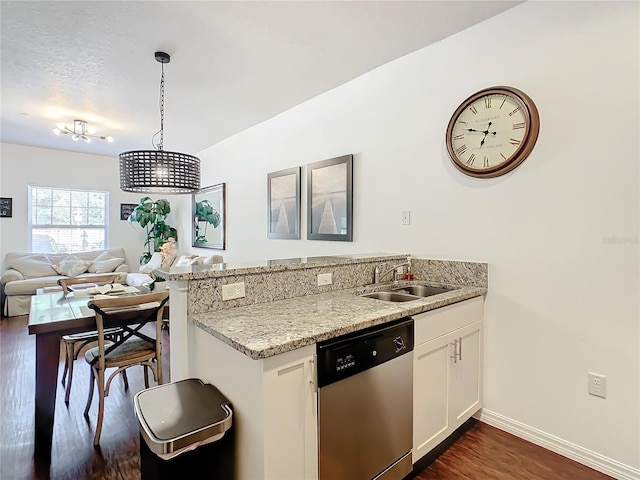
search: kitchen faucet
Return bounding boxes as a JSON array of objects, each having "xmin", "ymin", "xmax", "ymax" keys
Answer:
[{"xmin": 374, "ymin": 262, "xmax": 410, "ymax": 284}]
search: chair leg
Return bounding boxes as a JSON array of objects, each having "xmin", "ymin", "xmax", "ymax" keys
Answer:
[
  {"xmin": 157, "ymin": 356, "xmax": 163, "ymax": 385},
  {"xmin": 121, "ymin": 369, "xmax": 129, "ymax": 390},
  {"xmin": 61, "ymin": 342, "xmax": 70, "ymax": 387},
  {"xmin": 64, "ymin": 343, "xmax": 76, "ymax": 404},
  {"xmin": 93, "ymin": 369, "xmax": 106, "ymax": 447},
  {"xmin": 143, "ymin": 366, "xmax": 149, "ymax": 389},
  {"xmin": 84, "ymin": 367, "xmax": 95, "ymax": 419}
]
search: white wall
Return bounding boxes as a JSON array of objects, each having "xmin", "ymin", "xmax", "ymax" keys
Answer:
[
  {"xmin": 191, "ymin": 1, "xmax": 639, "ymax": 474},
  {"xmin": 0, "ymin": 143, "xmax": 189, "ymax": 270},
  {"xmin": 0, "ymin": 1, "xmax": 637, "ymax": 475}
]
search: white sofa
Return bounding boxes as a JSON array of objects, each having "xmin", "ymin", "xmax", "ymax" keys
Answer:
[{"xmin": 1, "ymin": 248, "xmax": 129, "ymax": 317}]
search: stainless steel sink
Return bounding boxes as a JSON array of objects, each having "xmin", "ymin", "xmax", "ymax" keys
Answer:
[
  {"xmin": 359, "ymin": 291, "xmax": 420, "ymax": 302},
  {"xmin": 391, "ymin": 285, "xmax": 452, "ymax": 297},
  {"xmin": 360, "ymin": 284, "xmax": 454, "ymax": 302}
]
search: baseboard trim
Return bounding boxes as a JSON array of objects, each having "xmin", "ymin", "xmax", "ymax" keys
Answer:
[{"xmin": 476, "ymin": 409, "xmax": 640, "ymax": 480}]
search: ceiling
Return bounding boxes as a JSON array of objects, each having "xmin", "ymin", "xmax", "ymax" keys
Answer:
[{"xmin": 1, "ymin": 1, "xmax": 521, "ymax": 159}]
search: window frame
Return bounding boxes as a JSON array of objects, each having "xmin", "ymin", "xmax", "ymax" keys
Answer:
[{"xmin": 28, "ymin": 185, "xmax": 110, "ymax": 253}]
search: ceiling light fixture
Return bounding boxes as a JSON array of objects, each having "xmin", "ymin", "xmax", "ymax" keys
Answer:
[
  {"xmin": 53, "ymin": 119, "xmax": 113, "ymax": 143},
  {"xmin": 119, "ymin": 51, "xmax": 200, "ymax": 194}
]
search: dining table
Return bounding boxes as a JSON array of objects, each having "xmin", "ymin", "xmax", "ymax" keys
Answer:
[{"xmin": 28, "ymin": 286, "xmax": 143, "ymax": 463}]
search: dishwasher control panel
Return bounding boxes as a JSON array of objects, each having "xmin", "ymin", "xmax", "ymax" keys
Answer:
[{"xmin": 316, "ymin": 317, "xmax": 414, "ymax": 388}]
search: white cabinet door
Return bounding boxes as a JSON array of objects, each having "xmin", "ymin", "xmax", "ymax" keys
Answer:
[
  {"xmin": 412, "ymin": 335, "xmax": 451, "ymax": 462},
  {"xmin": 449, "ymin": 321, "xmax": 482, "ymax": 431},
  {"xmin": 412, "ymin": 297, "xmax": 484, "ymax": 464},
  {"xmin": 263, "ymin": 345, "xmax": 318, "ymax": 480}
]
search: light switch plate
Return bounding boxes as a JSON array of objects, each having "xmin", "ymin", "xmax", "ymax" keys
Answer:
[
  {"xmin": 317, "ymin": 273, "xmax": 332, "ymax": 286},
  {"xmin": 402, "ymin": 211, "xmax": 411, "ymax": 225},
  {"xmin": 222, "ymin": 282, "xmax": 245, "ymax": 300}
]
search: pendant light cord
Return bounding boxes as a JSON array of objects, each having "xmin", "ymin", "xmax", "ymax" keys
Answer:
[
  {"xmin": 152, "ymin": 62, "xmax": 165, "ymax": 151},
  {"xmin": 159, "ymin": 62, "xmax": 165, "ymax": 151}
]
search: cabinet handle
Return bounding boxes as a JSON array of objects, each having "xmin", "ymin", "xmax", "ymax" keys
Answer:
[
  {"xmin": 457, "ymin": 337, "xmax": 463, "ymax": 361},
  {"xmin": 309, "ymin": 355, "xmax": 317, "ymax": 392},
  {"xmin": 450, "ymin": 339, "xmax": 458, "ymax": 364}
]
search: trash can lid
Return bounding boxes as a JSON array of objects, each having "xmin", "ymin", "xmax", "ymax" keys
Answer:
[{"xmin": 135, "ymin": 378, "xmax": 232, "ymax": 455}]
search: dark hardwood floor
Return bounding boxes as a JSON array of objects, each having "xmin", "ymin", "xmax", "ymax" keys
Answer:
[
  {"xmin": 1, "ymin": 314, "xmax": 170, "ymax": 480},
  {"xmin": 1, "ymin": 314, "xmax": 613, "ymax": 480},
  {"xmin": 414, "ymin": 421, "xmax": 613, "ymax": 480}
]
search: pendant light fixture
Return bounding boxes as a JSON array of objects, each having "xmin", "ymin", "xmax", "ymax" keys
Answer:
[{"xmin": 119, "ymin": 51, "xmax": 200, "ymax": 194}]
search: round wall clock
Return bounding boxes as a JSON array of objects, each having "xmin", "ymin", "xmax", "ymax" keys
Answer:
[{"xmin": 445, "ymin": 86, "xmax": 540, "ymax": 178}]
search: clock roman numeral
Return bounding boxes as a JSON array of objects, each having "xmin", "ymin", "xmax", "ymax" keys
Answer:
[
  {"xmin": 509, "ymin": 106, "xmax": 521, "ymax": 117},
  {"xmin": 455, "ymin": 144, "xmax": 468, "ymax": 156},
  {"xmin": 500, "ymin": 96, "xmax": 507, "ymax": 109},
  {"xmin": 453, "ymin": 134, "xmax": 464, "ymax": 140},
  {"xmin": 484, "ymin": 156, "xmax": 489, "ymax": 167},
  {"xmin": 469, "ymin": 105, "xmax": 478, "ymax": 115},
  {"xmin": 513, "ymin": 122, "xmax": 525, "ymax": 130},
  {"xmin": 466, "ymin": 154, "xmax": 476, "ymax": 166},
  {"xmin": 509, "ymin": 138, "xmax": 521, "ymax": 146},
  {"xmin": 484, "ymin": 97, "xmax": 492, "ymax": 109},
  {"xmin": 500, "ymin": 152, "xmax": 507, "ymax": 160}
]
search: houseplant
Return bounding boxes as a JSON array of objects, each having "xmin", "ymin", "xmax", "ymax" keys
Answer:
[
  {"xmin": 128, "ymin": 197, "xmax": 178, "ymax": 265},
  {"xmin": 194, "ymin": 199, "xmax": 221, "ymax": 245}
]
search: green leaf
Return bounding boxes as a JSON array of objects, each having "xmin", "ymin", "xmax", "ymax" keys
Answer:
[{"xmin": 128, "ymin": 197, "xmax": 178, "ymax": 264}]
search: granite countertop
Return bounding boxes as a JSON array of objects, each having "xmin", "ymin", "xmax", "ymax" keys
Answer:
[
  {"xmin": 156, "ymin": 252, "xmax": 408, "ymax": 281},
  {"xmin": 190, "ymin": 281, "xmax": 486, "ymax": 360}
]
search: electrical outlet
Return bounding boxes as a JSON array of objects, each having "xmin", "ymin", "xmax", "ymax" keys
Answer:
[
  {"xmin": 317, "ymin": 272, "xmax": 332, "ymax": 286},
  {"xmin": 588, "ymin": 372, "xmax": 607, "ymax": 398},
  {"xmin": 402, "ymin": 211, "xmax": 411, "ymax": 225},
  {"xmin": 222, "ymin": 282, "xmax": 245, "ymax": 301}
]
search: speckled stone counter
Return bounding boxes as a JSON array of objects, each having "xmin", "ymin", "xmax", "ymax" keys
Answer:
[
  {"xmin": 191, "ymin": 281, "xmax": 486, "ymax": 359},
  {"xmin": 160, "ymin": 252, "xmax": 488, "ymax": 371},
  {"xmin": 158, "ymin": 253, "xmax": 410, "ymax": 314}
]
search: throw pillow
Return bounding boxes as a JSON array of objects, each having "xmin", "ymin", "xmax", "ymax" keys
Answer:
[
  {"xmin": 161, "ymin": 254, "xmax": 176, "ymax": 268},
  {"xmin": 88, "ymin": 251, "xmax": 125, "ymax": 273},
  {"xmin": 203, "ymin": 255, "xmax": 224, "ymax": 265},
  {"xmin": 52, "ymin": 255, "xmax": 91, "ymax": 277},
  {"xmin": 91, "ymin": 257, "xmax": 125, "ymax": 274},
  {"xmin": 174, "ymin": 254, "xmax": 201, "ymax": 267},
  {"xmin": 140, "ymin": 252, "xmax": 163, "ymax": 274}
]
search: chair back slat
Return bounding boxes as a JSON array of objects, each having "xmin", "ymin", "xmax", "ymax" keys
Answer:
[
  {"xmin": 87, "ymin": 291, "xmax": 169, "ymax": 367},
  {"xmin": 58, "ymin": 274, "xmax": 120, "ymax": 297}
]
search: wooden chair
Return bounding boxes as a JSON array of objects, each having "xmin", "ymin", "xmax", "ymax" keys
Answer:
[
  {"xmin": 84, "ymin": 291, "xmax": 169, "ymax": 446},
  {"xmin": 58, "ymin": 274, "xmax": 123, "ymax": 404}
]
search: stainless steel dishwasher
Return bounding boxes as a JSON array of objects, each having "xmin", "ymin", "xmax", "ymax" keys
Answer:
[{"xmin": 317, "ymin": 317, "xmax": 414, "ymax": 480}]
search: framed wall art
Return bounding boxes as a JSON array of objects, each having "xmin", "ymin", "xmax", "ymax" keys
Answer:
[
  {"xmin": 307, "ymin": 154, "xmax": 353, "ymax": 242},
  {"xmin": 192, "ymin": 183, "xmax": 226, "ymax": 250},
  {"xmin": 0, "ymin": 197, "xmax": 12, "ymax": 218},
  {"xmin": 267, "ymin": 167, "xmax": 301, "ymax": 239},
  {"xmin": 120, "ymin": 203, "xmax": 137, "ymax": 221}
]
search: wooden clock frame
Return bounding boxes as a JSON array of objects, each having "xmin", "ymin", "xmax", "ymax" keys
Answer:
[{"xmin": 445, "ymin": 86, "xmax": 540, "ymax": 178}]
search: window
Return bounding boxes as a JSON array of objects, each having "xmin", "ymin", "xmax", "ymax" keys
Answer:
[{"xmin": 29, "ymin": 186, "xmax": 108, "ymax": 253}]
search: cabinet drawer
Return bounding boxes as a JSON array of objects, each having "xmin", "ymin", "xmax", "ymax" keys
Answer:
[{"xmin": 414, "ymin": 296, "xmax": 483, "ymax": 345}]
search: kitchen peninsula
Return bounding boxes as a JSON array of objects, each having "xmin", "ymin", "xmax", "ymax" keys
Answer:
[{"xmin": 156, "ymin": 253, "xmax": 487, "ymax": 479}]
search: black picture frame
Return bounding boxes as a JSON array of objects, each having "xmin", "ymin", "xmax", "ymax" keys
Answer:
[
  {"xmin": 192, "ymin": 183, "xmax": 226, "ymax": 250},
  {"xmin": 0, "ymin": 197, "xmax": 13, "ymax": 218},
  {"xmin": 307, "ymin": 154, "xmax": 353, "ymax": 242},
  {"xmin": 120, "ymin": 203, "xmax": 137, "ymax": 221},
  {"xmin": 267, "ymin": 167, "xmax": 301, "ymax": 239}
]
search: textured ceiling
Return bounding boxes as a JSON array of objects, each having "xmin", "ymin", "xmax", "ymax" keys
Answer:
[{"xmin": 1, "ymin": 1, "xmax": 521, "ymax": 159}]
